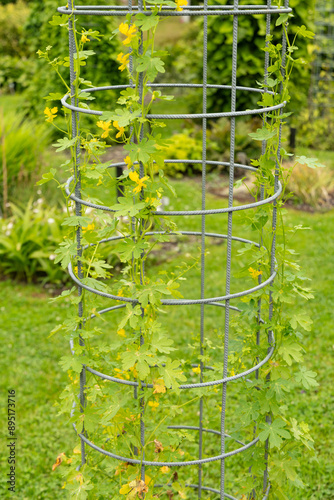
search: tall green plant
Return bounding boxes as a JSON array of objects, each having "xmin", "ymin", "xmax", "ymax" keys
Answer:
[{"xmin": 40, "ymin": 2, "xmax": 322, "ymax": 498}]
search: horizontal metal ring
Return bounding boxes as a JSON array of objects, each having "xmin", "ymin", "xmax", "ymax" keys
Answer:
[
  {"xmin": 69, "ymin": 261, "xmax": 276, "ymax": 305},
  {"xmin": 85, "ymin": 344, "xmax": 274, "ymax": 389},
  {"xmin": 70, "ymin": 402, "xmax": 270, "ymax": 472},
  {"xmin": 65, "ymin": 163, "xmax": 282, "ymax": 217},
  {"xmin": 75, "ymin": 430, "xmax": 259, "ymax": 466},
  {"xmin": 58, "ymin": 5, "xmax": 292, "ymax": 17},
  {"xmin": 61, "ymin": 83, "xmax": 285, "ymax": 119},
  {"xmin": 68, "ymin": 230, "xmax": 276, "ymax": 305},
  {"xmin": 154, "ymin": 482, "xmax": 270, "ymax": 499}
]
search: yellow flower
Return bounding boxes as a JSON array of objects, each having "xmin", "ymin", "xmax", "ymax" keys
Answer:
[
  {"xmin": 44, "ymin": 107, "xmax": 58, "ymax": 123},
  {"xmin": 124, "ymin": 156, "xmax": 132, "ymax": 169},
  {"xmin": 81, "ymin": 32, "xmax": 90, "ymax": 43},
  {"xmin": 145, "ymin": 196, "xmax": 157, "ymax": 204},
  {"xmin": 97, "ymin": 120, "xmax": 111, "ymax": 138},
  {"xmin": 113, "ymin": 120, "xmax": 125, "ymax": 139},
  {"xmin": 82, "ymin": 223, "xmax": 95, "ymax": 233},
  {"xmin": 176, "ymin": 0, "xmax": 187, "ymax": 11},
  {"xmin": 230, "ymin": 368, "xmax": 236, "ymax": 377},
  {"xmin": 117, "ymin": 328, "xmax": 126, "ymax": 338},
  {"xmin": 119, "ymin": 22, "xmax": 137, "ymax": 45},
  {"xmin": 129, "ymin": 171, "xmax": 149, "ymax": 194},
  {"xmin": 153, "ymin": 378, "xmax": 166, "ymax": 394},
  {"xmin": 148, "ymin": 401, "xmax": 159, "ymax": 411},
  {"xmin": 192, "ymin": 366, "xmax": 201, "ymax": 375},
  {"xmin": 117, "ymin": 52, "xmax": 130, "ymax": 71},
  {"xmin": 248, "ymin": 267, "xmax": 262, "ymax": 279},
  {"xmin": 160, "ymin": 466, "xmax": 170, "ymax": 474},
  {"xmin": 129, "ymin": 365, "xmax": 138, "ymax": 377}
]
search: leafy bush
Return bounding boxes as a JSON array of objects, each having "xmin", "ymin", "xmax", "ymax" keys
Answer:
[
  {"xmin": 162, "ymin": 118, "xmax": 261, "ymax": 177},
  {"xmin": 296, "ymin": 109, "xmax": 334, "ymax": 151},
  {"xmin": 0, "ymin": 199, "xmax": 66, "ymax": 284},
  {"xmin": 0, "ymin": 1, "xmax": 32, "ymax": 92},
  {"xmin": 171, "ymin": 0, "xmax": 315, "ymax": 116},
  {"xmin": 0, "ymin": 1, "xmax": 29, "ymax": 57},
  {"xmin": 163, "ymin": 130, "xmax": 204, "ymax": 177},
  {"xmin": 0, "ymin": 111, "xmax": 50, "ymax": 213}
]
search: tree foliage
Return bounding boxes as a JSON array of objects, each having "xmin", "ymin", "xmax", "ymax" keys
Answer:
[{"xmin": 173, "ymin": 0, "xmax": 316, "ymax": 116}]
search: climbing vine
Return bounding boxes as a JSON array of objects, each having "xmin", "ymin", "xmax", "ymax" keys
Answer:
[{"xmin": 39, "ymin": 1, "xmax": 322, "ymax": 499}]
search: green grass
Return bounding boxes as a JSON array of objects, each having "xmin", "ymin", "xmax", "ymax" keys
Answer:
[
  {"xmin": 0, "ymin": 175, "xmax": 333, "ymax": 498},
  {"xmin": 0, "ymin": 94, "xmax": 24, "ymax": 113},
  {"xmin": 0, "ymin": 281, "xmax": 72, "ymax": 499}
]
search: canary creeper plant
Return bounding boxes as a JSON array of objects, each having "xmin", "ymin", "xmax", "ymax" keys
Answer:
[{"xmin": 39, "ymin": 2, "xmax": 321, "ymax": 498}]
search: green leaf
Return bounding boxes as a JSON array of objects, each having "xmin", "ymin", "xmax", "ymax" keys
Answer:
[
  {"xmin": 49, "ymin": 15, "xmax": 68, "ymax": 26},
  {"xmin": 101, "ymin": 108, "xmax": 141, "ymax": 127},
  {"xmin": 249, "ymin": 127, "xmax": 277, "ymax": 141},
  {"xmin": 109, "ymin": 197, "xmax": 146, "ymax": 217},
  {"xmin": 258, "ymin": 418, "xmax": 291, "ymax": 448},
  {"xmin": 276, "ymin": 13, "xmax": 289, "ymax": 26},
  {"xmin": 278, "ymin": 341, "xmax": 303, "ymax": 366},
  {"xmin": 159, "ymin": 359, "xmax": 187, "ymax": 393},
  {"xmin": 151, "ymin": 333, "xmax": 175, "ymax": 354},
  {"xmin": 59, "ymin": 355, "xmax": 86, "ymax": 373},
  {"xmin": 53, "ymin": 137, "xmax": 76, "ymax": 152},
  {"xmin": 135, "ymin": 13, "xmax": 159, "ymax": 31},
  {"xmin": 44, "ymin": 92, "xmax": 64, "ymax": 101},
  {"xmin": 272, "ymin": 457, "xmax": 300, "ymax": 483},
  {"xmin": 124, "ymin": 138, "xmax": 157, "ymax": 164},
  {"xmin": 121, "ymin": 347, "xmax": 152, "ymax": 379},
  {"xmin": 295, "ymin": 156, "xmax": 326, "ymax": 169},
  {"xmin": 36, "ymin": 168, "xmax": 56, "ymax": 185},
  {"xmin": 81, "ymin": 277, "xmax": 110, "ymax": 293},
  {"xmin": 62, "ymin": 216, "xmax": 92, "ymax": 227},
  {"xmin": 295, "ymin": 367, "xmax": 319, "ymax": 389},
  {"xmin": 116, "ymin": 239, "xmax": 150, "ymax": 263},
  {"xmin": 297, "ymin": 25, "xmax": 315, "ymax": 40},
  {"xmin": 136, "ymin": 55, "xmax": 165, "ymax": 80},
  {"xmin": 54, "ymin": 241, "xmax": 77, "ymax": 269},
  {"xmin": 290, "ymin": 312, "xmax": 313, "ymax": 331}
]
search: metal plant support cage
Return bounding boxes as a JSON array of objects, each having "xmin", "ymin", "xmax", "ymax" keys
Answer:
[{"xmin": 58, "ymin": 0, "xmax": 291, "ymax": 498}]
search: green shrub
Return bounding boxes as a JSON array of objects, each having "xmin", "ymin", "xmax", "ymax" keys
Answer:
[
  {"xmin": 161, "ymin": 118, "xmax": 261, "ymax": 177},
  {"xmin": 0, "ymin": 110, "xmax": 50, "ymax": 212},
  {"xmin": 163, "ymin": 130, "xmax": 204, "ymax": 177},
  {"xmin": 0, "ymin": 1, "xmax": 33, "ymax": 92},
  {"xmin": 0, "ymin": 1, "xmax": 29, "ymax": 57},
  {"xmin": 0, "ymin": 199, "xmax": 66, "ymax": 284},
  {"xmin": 172, "ymin": 0, "xmax": 315, "ymax": 116}
]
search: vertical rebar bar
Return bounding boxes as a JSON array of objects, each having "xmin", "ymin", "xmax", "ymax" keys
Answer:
[
  {"xmin": 220, "ymin": 1, "xmax": 239, "ymax": 498},
  {"xmin": 69, "ymin": 0, "xmax": 86, "ymax": 466},
  {"xmin": 198, "ymin": 0, "xmax": 208, "ymax": 495},
  {"xmin": 138, "ymin": 0, "xmax": 146, "ymax": 484}
]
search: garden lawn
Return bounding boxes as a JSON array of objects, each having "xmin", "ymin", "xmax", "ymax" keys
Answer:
[{"xmin": 0, "ymin": 178, "xmax": 333, "ymax": 499}]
